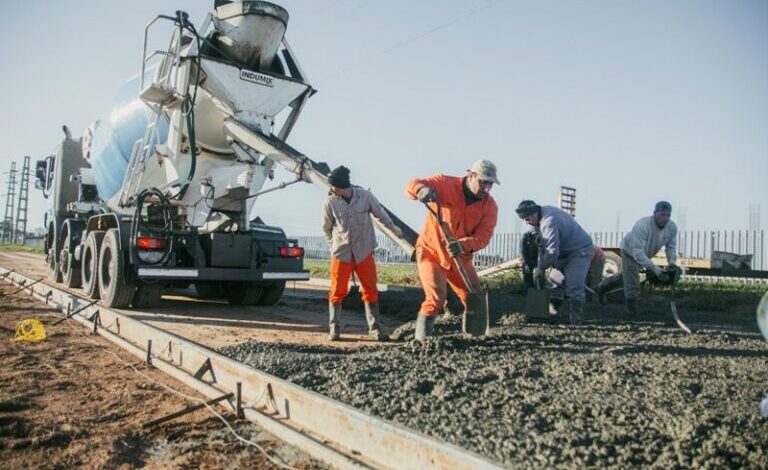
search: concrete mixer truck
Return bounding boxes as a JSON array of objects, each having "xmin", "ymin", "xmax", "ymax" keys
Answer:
[{"xmin": 36, "ymin": 1, "xmax": 416, "ymax": 308}]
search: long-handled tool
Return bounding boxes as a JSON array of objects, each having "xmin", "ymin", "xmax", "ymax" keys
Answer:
[
  {"xmin": 523, "ymin": 240, "xmax": 550, "ymax": 318},
  {"xmin": 424, "ymin": 202, "xmax": 489, "ymax": 336},
  {"xmin": 669, "ymin": 279, "xmax": 692, "ymax": 334},
  {"xmin": 524, "ymin": 275, "xmax": 551, "ymax": 319},
  {"xmin": 650, "ymin": 267, "xmax": 692, "ymax": 334}
]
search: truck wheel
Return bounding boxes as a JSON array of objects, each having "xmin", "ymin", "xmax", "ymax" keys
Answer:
[
  {"xmin": 81, "ymin": 231, "xmax": 105, "ymax": 299},
  {"xmin": 224, "ymin": 282, "xmax": 262, "ymax": 305},
  {"xmin": 257, "ymin": 281, "xmax": 286, "ymax": 306},
  {"xmin": 98, "ymin": 229, "xmax": 135, "ymax": 308},
  {"xmin": 195, "ymin": 282, "xmax": 223, "ymax": 299},
  {"xmin": 132, "ymin": 281, "xmax": 163, "ymax": 308},
  {"xmin": 603, "ymin": 251, "xmax": 622, "ymax": 278},
  {"xmin": 60, "ymin": 247, "xmax": 81, "ymax": 288},
  {"xmin": 47, "ymin": 247, "xmax": 62, "ymax": 283}
]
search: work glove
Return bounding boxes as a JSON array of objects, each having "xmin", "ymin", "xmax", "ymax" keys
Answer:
[
  {"xmin": 391, "ymin": 226, "xmax": 403, "ymax": 238},
  {"xmin": 651, "ymin": 265, "xmax": 664, "ymax": 277},
  {"xmin": 417, "ymin": 186, "xmax": 438, "ymax": 203},
  {"xmin": 446, "ymin": 239, "xmax": 463, "ymax": 257}
]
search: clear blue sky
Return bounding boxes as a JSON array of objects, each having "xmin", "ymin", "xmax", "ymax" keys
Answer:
[{"xmin": 0, "ymin": 0, "xmax": 766, "ymax": 236}]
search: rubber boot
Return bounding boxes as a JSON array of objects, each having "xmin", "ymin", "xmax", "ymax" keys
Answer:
[
  {"xmin": 329, "ymin": 302, "xmax": 342, "ymax": 341},
  {"xmin": 595, "ymin": 283, "xmax": 608, "ymax": 306},
  {"xmin": 364, "ymin": 303, "xmax": 387, "ymax": 341},
  {"xmin": 625, "ymin": 298, "xmax": 638, "ymax": 317},
  {"xmin": 414, "ymin": 314, "xmax": 435, "ymax": 342},
  {"xmin": 569, "ymin": 301, "xmax": 585, "ymax": 326}
]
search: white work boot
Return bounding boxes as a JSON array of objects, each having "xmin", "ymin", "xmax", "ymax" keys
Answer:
[
  {"xmin": 329, "ymin": 302, "xmax": 342, "ymax": 341},
  {"xmin": 414, "ymin": 314, "xmax": 435, "ymax": 342},
  {"xmin": 364, "ymin": 303, "xmax": 387, "ymax": 341}
]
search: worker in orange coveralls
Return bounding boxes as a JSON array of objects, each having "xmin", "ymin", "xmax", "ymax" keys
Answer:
[
  {"xmin": 405, "ymin": 160, "xmax": 499, "ymax": 341},
  {"xmin": 323, "ymin": 166, "xmax": 403, "ymax": 342}
]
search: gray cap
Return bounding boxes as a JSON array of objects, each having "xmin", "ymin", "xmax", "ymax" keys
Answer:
[
  {"xmin": 654, "ymin": 201, "xmax": 672, "ymax": 213},
  {"xmin": 468, "ymin": 159, "xmax": 500, "ymax": 185}
]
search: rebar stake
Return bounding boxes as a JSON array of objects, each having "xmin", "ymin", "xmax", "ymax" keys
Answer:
[{"xmin": 236, "ymin": 382, "xmax": 244, "ymax": 419}]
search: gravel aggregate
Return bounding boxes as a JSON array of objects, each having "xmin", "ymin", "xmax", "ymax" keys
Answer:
[{"xmin": 221, "ymin": 290, "xmax": 768, "ymax": 468}]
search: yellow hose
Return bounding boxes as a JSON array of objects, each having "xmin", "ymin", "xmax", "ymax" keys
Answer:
[{"xmin": 13, "ymin": 319, "xmax": 46, "ymax": 342}]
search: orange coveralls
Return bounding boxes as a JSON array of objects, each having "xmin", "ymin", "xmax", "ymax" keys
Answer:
[{"xmin": 405, "ymin": 175, "xmax": 498, "ymax": 317}]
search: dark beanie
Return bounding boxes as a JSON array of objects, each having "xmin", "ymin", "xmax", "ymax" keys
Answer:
[
  {"xmin": 654, "ymin": 201, "xmax": 672, "ymax": 213},
  {"xmin": 328, "ymin": 166, "xmax": 351, "ymax": 189},
  {"xmin": 516, "ymin": 200, "xmax": 540, "ymax": 217}
]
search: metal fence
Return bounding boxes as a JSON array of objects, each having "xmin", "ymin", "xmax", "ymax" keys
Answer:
[{"xmin": 298, "ymin": 229, "xmax": 767, "ymax": 271}]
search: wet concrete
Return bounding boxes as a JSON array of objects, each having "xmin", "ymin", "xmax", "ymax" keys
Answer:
[{"xmin": 222, "ymin": 289, "xmax": 768, "ymax": 468}]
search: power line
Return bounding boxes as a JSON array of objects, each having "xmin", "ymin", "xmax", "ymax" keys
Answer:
[{"xmin": 317, "ymin": 0, "xmax": 509, "ymax": 80}]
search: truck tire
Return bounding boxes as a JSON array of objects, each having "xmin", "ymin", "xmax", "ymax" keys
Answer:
[
  {"xmin": 60, "ymin": 248, "xmax": 82, "ymax": 288},
  {"xmin": 195, "ymin": 282, "xmax": 223, "ymax": 299},
  {"xmin": 257, "ymin": 281, "xmax": 286, "ymax": 306},
  {"xmin": 224, "ymin": 282, "xmax": 262, "ymax": 305},
  {"xmin": 132, "ymin": 281, "xmax": 164, "ymax": 308},
  {"xmin": 98, "ymin": 229, "xmax": 136, "ymax": 308},
  {"xmin": 47, "ymin": 247, "xmax": 62, "ymax": 283},
  {"xmin": 603, "ymin": 251, "xmax": 623, "ymax": 278},
  {"xmin": 81, "ymin": 231, "xmax": 105, "ymax": 299}
]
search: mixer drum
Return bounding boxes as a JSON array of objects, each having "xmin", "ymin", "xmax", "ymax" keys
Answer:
[{"xmin": 89, "ymin": 71, "xmax": 169, "ymax": 201}]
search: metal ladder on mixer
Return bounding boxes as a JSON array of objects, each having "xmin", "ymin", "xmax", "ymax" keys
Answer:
[{"xmin": 118, "ymin": 18, "xmax": 186, "ymax": 207}]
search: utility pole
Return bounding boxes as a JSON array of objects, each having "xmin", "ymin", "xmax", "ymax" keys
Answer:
[
  {"xmin": 14, "ymin": 156, "xmax": 31, "ymax": 244},
  {"xmin": 2, "ymin": 162, "xmax": 17, "ymax": 244}
]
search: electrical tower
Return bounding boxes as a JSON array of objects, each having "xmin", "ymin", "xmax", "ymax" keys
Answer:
[
  {"xmin": 14, "ymin": 156, "xmax": 30, "ymax": 244},
  {"xmin": 558, "ymin": 186, "xmax": 576, "ymax": 217},
  {"xmin": 2, "ymin": 162, "xmax": 17, "ymax": 243}
]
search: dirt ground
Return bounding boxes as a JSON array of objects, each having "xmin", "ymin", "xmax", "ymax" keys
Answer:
[
  {"xmin": 0, "ymin": 283, "xmax": 324, "ymax": 470},
  {"xmin": 2, "ymin": 249, "xmax": 768, "ymax": 468},
  {"xmin": 0, "ymin": 251, "xmax": 398, "ymax": 351}
]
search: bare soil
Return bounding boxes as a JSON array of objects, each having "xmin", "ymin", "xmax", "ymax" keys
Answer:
[
  {"xmin": 0, "ymin": 251, "xmax": 399, "ymax": 351},
  {"xmin": 0, "ymin": 282, "xmax": 324, "ymax": 469}
]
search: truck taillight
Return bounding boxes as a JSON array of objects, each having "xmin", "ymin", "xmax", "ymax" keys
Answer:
[
  {"xmin": 136, "ymin": 237, "xmax": 166, "ymax": 250},
  {"xmin": 279, "ymin": 246, "xmax": 304, "ymax": 258}
]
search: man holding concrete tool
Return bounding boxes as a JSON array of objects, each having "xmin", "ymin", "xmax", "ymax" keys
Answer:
[
  {"xmin": 516, "ymin": 200, "xmax": 594, "ymax": 325},
  {"xmin": 596, "ymin": 201, "xmax": 678, "ymax": 315},
  {"xmin": 405, "ymin": 160, "xmax": 499, "ymax": 341},
  {"xmin": 322, "ymin": 166, "xmax": 403, "ymax": 341}
]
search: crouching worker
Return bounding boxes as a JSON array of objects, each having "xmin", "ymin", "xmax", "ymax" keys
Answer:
[
  {"xmin": 596, "ymin": 201, "xmax": 679, "ymax": 315},
  {"xmin": 322, "ymin": 166, "xmax": 403, "ymax": 341},
  {"xmin": 516, "ymin": 200, "xmax": 593, "ymax": 325},
  {"xmin": 405, "ymin": 160, "xmax": 499, "ymax": 341}
]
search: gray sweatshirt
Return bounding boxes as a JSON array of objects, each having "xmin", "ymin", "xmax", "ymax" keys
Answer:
[
  {"xmin": 621, "ymin": 216, "xmax": 678, "ymax": 270},
  {"xmin": 322, "ymin": 187, "xmax": 399, "ymax": 263},
  {"xmin": 536, "ymin": 206, "xmax": 593, "ymax": 270}
]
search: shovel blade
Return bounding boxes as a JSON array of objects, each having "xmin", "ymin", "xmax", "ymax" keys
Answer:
[
  {"xmin": 463, "ymin": 291, "xmax": 489, "ymax": 337},
  {"xmin": 524, "ymin": 287, "xmax": 550, "ymax": 318}
]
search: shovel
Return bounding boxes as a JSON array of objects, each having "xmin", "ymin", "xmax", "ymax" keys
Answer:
[
  {"xmin": 524, "ymin": 275, "xmax": 551, "ymax": 319},
  {"xmin": 424, "ymin": 202, "xmax": 489, "ymax": 337}
]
